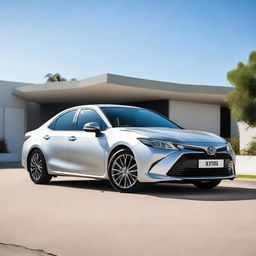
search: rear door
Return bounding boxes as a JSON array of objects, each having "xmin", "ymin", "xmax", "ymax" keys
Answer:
[{"xmin": 42, "ymin": 110, "xmax": 77, "ymax": 173}]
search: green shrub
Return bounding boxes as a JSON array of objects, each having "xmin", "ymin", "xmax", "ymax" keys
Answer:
[
  {"xmin": 226, "ymin": 137, "xmax": 240, "ymax": 155},
  {"xmin": 0, "ymin": 138, "xmax": 8, "ymax": 153},
  {"xmin": 226, "ymin": 51, "xmax": 256, "ymax": 127},
  {"xmin": 241, "ymin": 138, "xmax": 256, "ymax": 155}
]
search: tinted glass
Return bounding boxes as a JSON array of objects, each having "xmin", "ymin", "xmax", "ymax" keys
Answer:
[
  {"xmin": 76, "ymin": 109, "xmax": 107, "ymax": 130},
  {"xmin": 101, "ymin": 107, "xmax": 180, "ymax": 129},
  {"xmin": 48, "ymin": 121, "xmax": 56, "ymax": 130},
  {"xmin": 54, "ymin": 111, "xmax": 76, "ymax": 131}
]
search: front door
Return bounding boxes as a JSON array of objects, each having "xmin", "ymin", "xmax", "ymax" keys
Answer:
[{"xmin": 68, "ymin": 109, "xmax": 108, "ymax": 176}]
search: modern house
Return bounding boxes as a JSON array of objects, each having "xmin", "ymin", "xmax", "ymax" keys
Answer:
[{"xmin": 0, "ymin": 73, "xmax": 240, "ymax": 162}]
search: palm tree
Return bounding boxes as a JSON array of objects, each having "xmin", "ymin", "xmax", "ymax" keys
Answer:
[{"xmin": 45, "ymin": 73, "xmax": 67, "ymax": 82}]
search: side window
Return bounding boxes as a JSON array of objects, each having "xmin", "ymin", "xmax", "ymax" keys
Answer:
[
  {"xmin": 48, "ymin": 121, "xmax": 56, "ymax": 130},
  {"xmin": 53, "ymin": 111, "xmax": 76, "ymax": 131},
  {"xmin": 76, "ymin": 109, "xmax": 107, "ymax": 131}
]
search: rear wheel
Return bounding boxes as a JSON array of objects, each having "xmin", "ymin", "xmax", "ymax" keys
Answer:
[
  {"xmin": 193, "ymin": 179, "xmax": 221, "ymax": 189},
  {"xmin": 28, "ymin": 149, "xmax": 52, "ymax": 184},
  {"xmin": 108, "ymin": 149, "xmax": 143, "ymax": 193}
]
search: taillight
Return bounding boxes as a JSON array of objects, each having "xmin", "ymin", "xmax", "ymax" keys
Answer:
[{"xmin": 24, "ymin": 135, "xmax": 31, "ymax": 141}]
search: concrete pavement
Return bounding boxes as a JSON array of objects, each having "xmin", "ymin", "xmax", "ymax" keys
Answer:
[{"xmin": 0, "ymin": 168, "xmax": 256, "ymax": 256}]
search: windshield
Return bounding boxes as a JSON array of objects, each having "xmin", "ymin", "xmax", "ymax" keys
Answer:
[{"xmin": 101, "ymin": 107, "xmax": 181, "ymax": 129}]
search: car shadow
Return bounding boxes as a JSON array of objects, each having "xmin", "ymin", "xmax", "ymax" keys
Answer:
[
  {"xmin": 49, "ymin": 179, "xmax": 112, "ymax": 192},
  {"xmin": 49, "ymin": 179, "xmax": 256, "ymax": 201},
  {"xmin": 143, "ymin": 182, "xmax": 256, "ymax": 201}
]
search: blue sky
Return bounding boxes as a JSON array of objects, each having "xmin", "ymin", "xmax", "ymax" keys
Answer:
[{"xmin": 0, "ymin": 0, "xmax": 255, "ymax": 86}]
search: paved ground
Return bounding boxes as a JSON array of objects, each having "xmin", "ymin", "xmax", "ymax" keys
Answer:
[{"xmin": 0, "ymin": 168, "xmax": 255, "ymax": 256}]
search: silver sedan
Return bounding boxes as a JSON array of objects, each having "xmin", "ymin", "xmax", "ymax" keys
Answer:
[{"xmin": 22, "ymin": 104, "xmax": 236, "ymax": 192}]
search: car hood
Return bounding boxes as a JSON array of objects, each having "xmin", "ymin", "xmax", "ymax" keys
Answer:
[{"xmin": 118, "ymin": 127, "xmax": 226, "ymax": 144}]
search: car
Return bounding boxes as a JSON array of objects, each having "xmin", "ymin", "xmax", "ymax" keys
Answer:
[{"xmin": 22, "ymin": 104, "xmax": 236, "ymax": 192}]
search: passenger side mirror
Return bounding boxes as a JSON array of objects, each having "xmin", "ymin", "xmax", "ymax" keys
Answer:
[{"xmin": 83, "ymin": 122, "xmax": 101, "ymax": 136}]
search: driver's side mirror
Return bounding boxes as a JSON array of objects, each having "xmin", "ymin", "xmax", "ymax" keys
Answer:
[{"xmin": 83, "ymin": 122, "xmax": 101, "ymax": 136}]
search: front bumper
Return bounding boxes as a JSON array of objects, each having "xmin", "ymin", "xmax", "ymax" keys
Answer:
[
  {"xmin": 144, "ymin": 173, "xmax": 236, "ymax": 183},
  {"xmin": 139, "ymin": 148, "xmax": 236, "ymax": 183}
]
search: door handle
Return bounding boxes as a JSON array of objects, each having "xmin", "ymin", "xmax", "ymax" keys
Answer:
[
  {"xmin": 68, "ymin": 136, "xmax": 77, "ymax": 141},
  {"xmin": 43, "ymin": 135, "xmax": 51, "ymax": 140}
]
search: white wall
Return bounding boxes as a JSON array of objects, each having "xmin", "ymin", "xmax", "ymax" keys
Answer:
[
  {"xmin": 169, "ymin": 100, "xmax": 220, "ymax": 135},
  {"xmin": 4, "ymin": 108, "xmax": 25, "ymax": 153},
  {"xmin": 0, "ymin": 81, "xmax": 28, "ymax": 108},
  {"xmin": 236, "ymin": 156, "xmax": 256, "ymax": 175},
  {"xmin": 0, "ymin": 81, "xmax": 30, "ymax": 162},
  {"xmin": 238, "ymin": 122, "xmax": 256, "ymax": 151},
  {"xmin": 0, "ymin": 107, "xmax": 3, "ymax": 139}
]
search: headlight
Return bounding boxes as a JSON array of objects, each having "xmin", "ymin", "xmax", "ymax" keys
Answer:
[
  {"xmin": 227, "ymin": 142, "xmax": 234, "ymax": 152},
  {"xmin": 137, "ymin": 138, "xmax": 181, "ymax": 150}
]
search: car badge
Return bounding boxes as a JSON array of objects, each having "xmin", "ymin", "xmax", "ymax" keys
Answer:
[{"xmin": 207, "ymin": 146, "xmax": 216, "ymax": 156}]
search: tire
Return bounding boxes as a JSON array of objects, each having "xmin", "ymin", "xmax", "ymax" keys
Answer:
[
  {"xmin": 108, "ymin": 149, "xmax": 143, "ymax": 193},
  {"xmin": 193, "ymin": 179, "xmax": 221, "ymax": 189},
  {"xmin": 28, "ymin": 149, "xmax": 52, "ymax": 184}
]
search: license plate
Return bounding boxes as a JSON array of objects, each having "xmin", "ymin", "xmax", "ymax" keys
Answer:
[{"xmin": 198, "ymin": 159, "xmax": 224, "ymax": 168}]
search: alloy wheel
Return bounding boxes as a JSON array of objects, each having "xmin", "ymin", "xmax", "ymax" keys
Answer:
[
  {"xmin": 30, "ymin": 152, "xmax": 43, "ymax": 180},
  {"xmin": 111, "ymin": 153, "xmax": 138, "ymax": 189}
]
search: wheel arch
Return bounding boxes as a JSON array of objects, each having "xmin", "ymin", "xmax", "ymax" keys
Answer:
[{"xmin": 107, "ymin": 145, "xmax": 134, "ymax": 166}]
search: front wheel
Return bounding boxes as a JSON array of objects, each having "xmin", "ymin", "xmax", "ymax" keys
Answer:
[
  {"xmin": 193, "ymin": 179, "xmax": 221, "ymax": 189},
  {"xmin": 28, "ymin": 149, "xmax": 52, "ymax": 184},
  {"xmin": 108, "ymin": 149, "xmax": 143, "ymax": 193}
]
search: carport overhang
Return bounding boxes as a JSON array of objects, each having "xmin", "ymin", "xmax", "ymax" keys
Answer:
[{"xmin": 14, "ymin": 73, "xmax": 233, "ymax": 105}]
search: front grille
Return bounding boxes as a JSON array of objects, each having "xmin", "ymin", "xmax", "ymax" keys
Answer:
[
  {"xmin": 167, "ymin": 153, "xmax": 233, "ymax": 177},
  {"xmin": 183, "ymin": 145, "xmax": 227, "ymax": 152}
]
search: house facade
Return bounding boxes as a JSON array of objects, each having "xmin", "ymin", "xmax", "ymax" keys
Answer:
[{"xmin": 0, "ymin": 73, "xmax": 241, "ymax": 162}]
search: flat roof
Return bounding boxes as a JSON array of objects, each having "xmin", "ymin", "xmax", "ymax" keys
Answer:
[{"xmin": 14, "ymin": 73, "xmax": 233, "ymax": 105}]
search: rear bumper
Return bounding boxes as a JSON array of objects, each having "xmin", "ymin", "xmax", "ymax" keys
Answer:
[{"xmin": 21, "ymin": 145, "xmax": 28, "ymax": 169}]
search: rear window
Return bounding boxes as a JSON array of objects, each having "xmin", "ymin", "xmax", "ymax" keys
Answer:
[{"xmin": 49, "ymin": 111, "xmax": 76, "ymax": 131}]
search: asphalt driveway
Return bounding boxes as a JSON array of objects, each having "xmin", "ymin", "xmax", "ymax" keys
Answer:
[{"xmin": 0, "ymin": 168, "xmax": 255, "ymax": 256}]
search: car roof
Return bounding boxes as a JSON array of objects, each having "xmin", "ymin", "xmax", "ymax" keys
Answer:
[
  {"xmin": 41, "ymin": 104, "xmax": 141, "ymax": 129},
  {"xmin": 65, "ymin": 104, "xmax": 141, "ymax": 111},
  {"xmin": 81, "ymin": 104, "xmax": 140, "ymax": 108}
]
